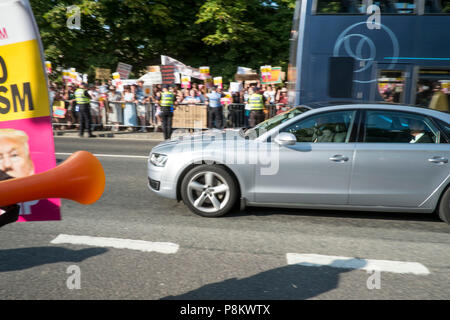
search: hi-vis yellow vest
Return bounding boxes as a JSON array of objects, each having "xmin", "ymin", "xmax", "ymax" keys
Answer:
[
  {"xmin": 248, "ymin": 94, "xmax": 264, "ymax": 110},
  {"xmin": 75, "ymin": 88, "xmax": 89, "ymax": 104},
  {"xmin": 161, "ymin": 92, "xmax": 174, "ymax": 107},
  {"xmin": 161, "ymin": 92, "xmax": 175, "ymax": 113}
]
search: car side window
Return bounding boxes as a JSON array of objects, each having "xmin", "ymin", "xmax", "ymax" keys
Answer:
[
  {"xmin": 280, "ymin": 110, "xmax": 356, "ymax": 143},
  {"xmin": 435, "ymin": 119, "xmax": 450, "ymax": 142},
  {"xmin": 364, "ymin": 110, "xmax": 441, "ymax": 143}
]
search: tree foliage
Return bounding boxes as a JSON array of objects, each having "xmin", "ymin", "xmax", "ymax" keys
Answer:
[{"xmin": 30, "ymin": 0, "xmax": 296, "ymax": 83}]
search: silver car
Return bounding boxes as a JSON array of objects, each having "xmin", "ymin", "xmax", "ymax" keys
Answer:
[{"xmin": 148, "ymin": 103, "xmax": 450, "ymax": 223}]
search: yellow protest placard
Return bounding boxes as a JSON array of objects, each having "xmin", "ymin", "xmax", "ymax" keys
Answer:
[{"xmin": 0, "ymin": 39, "xmax": 50, "ymax": 122}]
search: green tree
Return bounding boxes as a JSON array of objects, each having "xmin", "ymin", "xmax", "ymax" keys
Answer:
[
  {"xmin": 195, "ymin": 0, "xmax": 296, "ymax": 81},
  {"xmin": 30, "ymin": 0, "xmax": 296, "ymax": 83}
]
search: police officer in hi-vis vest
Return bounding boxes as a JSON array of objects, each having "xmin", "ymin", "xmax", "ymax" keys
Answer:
[
  {"xmin": 75, "ymin": 83, "xmax": 96, "ymax": 138},
  {"xmin": 247, "ymin": 87, "xmax": 266, "ymax": 128},
  {"xmin": 160, "ymin": 85, "xmax": 176, "ymax": 140}
]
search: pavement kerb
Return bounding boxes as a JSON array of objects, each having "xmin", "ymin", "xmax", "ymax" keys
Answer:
[{"xmin": 53, "ymin": 130, "xmax": 165, "ymax": 141}]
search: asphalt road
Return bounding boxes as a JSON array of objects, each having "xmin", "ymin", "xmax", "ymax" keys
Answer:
[{"xmin": 0, "ymin": 137, "xmax": 449, "ymax": 300}]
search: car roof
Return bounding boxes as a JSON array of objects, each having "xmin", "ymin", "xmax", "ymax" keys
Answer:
[
  {"xmin": 299, "ymin": 102, "xmax": 450, "ymax": 123},
  {"xmin": 302, "ymin": 100, "xmax": 417, "ymax": 108}
]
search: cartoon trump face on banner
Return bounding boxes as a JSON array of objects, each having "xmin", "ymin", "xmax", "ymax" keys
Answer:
[
  {"xmin": 0, "ymin": 129, "xmax": 34, "ymax": 228},
  {"xmin": 0, "ymin": 129, "xmax": 35, "ymax": 178}
]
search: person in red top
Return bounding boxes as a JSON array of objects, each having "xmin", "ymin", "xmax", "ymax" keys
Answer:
[{"xmin": 276, "ymin": 87, "xmax": 289, "ymax": 114}]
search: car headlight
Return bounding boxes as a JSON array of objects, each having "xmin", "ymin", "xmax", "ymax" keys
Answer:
[{"xmin": 150, "ymin": 153, "xmax": 168, "ymax": 167}]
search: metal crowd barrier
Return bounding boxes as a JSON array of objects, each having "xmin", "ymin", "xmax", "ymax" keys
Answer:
[
  {"xmin": 267, "ymin": 104, "xmax": 278, "ymax": 118},
  {"xmin": 105, "ymin": 101, "xmax": 157, "ymax": 130},
  {"xmin": 225, "ymin": 103, "xmax": 246, "ymax": 128},
  {"xmin": 52, "ymin": 100, "xmax": 291, "ymax": 131},
  {"xmin": 52, "ymin": 101, "xmax": 157, "ymax": 131},
  {"xmin": 223, "ymin": 104, "xmax": 286, "ymax": 128}
]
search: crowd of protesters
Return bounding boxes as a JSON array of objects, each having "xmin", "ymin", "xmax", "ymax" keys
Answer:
[{"xmin": 49, "ymin": 79, "xmax": 291, "ymax": 133}]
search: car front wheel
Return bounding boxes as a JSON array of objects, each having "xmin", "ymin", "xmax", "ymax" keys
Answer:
[{"xmin": 181, "ymin": 165, "xmax": 238, "ymax": 217}]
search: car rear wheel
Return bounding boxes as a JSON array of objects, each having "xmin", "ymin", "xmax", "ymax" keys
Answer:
[
  {"xmin": 181, "ymin": 165, "xmax": 237, "ymax": 217},
  {"xmin": 438, "ymin": 186, "xmax": 450, "ymax": 224}
]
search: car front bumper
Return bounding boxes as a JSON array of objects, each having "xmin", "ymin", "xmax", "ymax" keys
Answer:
[{"xmin": 147, "ymin": 161, "xmax": 177, "ymax": 199}]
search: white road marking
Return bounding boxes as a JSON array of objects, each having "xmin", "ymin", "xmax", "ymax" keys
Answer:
[
  {"xmin": 51, "ymin": 234, "xmax": 179, "ymax": 254},
  {"xmin": 55, "ymin": 152, "xmax": 148, "ymax": 159},
  {"xmin": 286, "ymin": 253, "xmax": 430, "ymax": 275}
]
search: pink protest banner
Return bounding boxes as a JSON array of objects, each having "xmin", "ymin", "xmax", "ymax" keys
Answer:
[
  {"xmin": 213, "ymin": 76, "xmax": 223, "ymax": 89},
  {"xmin": 181, "ymin": 75, "xmax": 191, "ymax": 89},
  {"xmin": 0, "ymin": 0, "xmax": 61, "ymax": 221},
  {"xmin": 261, "ymin": 66, "xmax": 283, "ymax": 85}
]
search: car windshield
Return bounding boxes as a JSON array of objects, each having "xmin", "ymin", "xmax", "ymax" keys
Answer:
[{"xmin": 243, "ymin": 106, "xmax": 310, "ymax": 139}]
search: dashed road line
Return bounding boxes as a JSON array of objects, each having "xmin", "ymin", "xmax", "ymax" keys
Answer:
[
  {"xmin": 51, "ymin": 234, "xmax": 179, "ymax": 254},
  {"xmin": 286, "ymin": 253, "xmax": 430, "ymax": 275}
]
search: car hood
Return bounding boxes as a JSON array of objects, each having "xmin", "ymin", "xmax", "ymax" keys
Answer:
[
  {"xmin": 151, "ymin": 128, "xmax": 247, "ymax": 154},
  {"xmin": 161, "ymin": 128, "xmax": 243, "ymax": 144}
]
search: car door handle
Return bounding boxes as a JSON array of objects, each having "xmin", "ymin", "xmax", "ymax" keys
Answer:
[
  {"xmin": 329, "ymin": 155, "xmax": 349, "ymax": 162},
  {"xmin": 428, "ymin": 156, "xmax": 448, "ymax": 164}
]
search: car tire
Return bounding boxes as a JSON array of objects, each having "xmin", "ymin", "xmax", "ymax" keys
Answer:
[
  {"xmin": 438, "ymin": 186, "xmax": 450, "ymax": 224},
  {"xmin": 181, "ymin": 165, "xmax": 238, "ymax": 217}
]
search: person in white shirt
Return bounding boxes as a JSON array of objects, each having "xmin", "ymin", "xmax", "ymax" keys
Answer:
[
  {"xmin": 88, "ymin": 86, "xmax": 101, "ymax": 130},
  {"xmin": 263, "ymin": 85, "xmax": 276, "ymax": 105},
  {"xmin": 409, "ymin": 118, "xmax": 433, "ymax": 143},
  {"xmin": 123, "ymin": 85, "xmax": 138, "ymax": 130},
  {"xmin": 107, "ymin": 86, "xmax": 123, "ymax": 132}
]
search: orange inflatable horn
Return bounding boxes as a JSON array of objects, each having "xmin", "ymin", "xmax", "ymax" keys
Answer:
[{"xmin": 0, "ymin": 151, "xmax": 105, "ymax": 207}]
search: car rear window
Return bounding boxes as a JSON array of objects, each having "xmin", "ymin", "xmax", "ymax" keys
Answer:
[{"xmin": 364, "ymin": 110, "xmax": 440, "ymax": 143}]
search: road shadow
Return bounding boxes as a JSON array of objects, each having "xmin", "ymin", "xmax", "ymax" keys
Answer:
[
  {"xmin": 0, "ymin": 246, "xmax": 108, "ymax": 272},
  {"xmin": 227, "ymin": 206, "xmax": 441, "ymax": 223},
  {"xmin": 162, "ymin": 258, "xmax": 365, "ymax": 300}
]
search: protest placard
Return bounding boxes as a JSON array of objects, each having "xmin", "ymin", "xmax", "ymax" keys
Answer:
[
  {"xmin": 199, "ymin": 66, "xmax": 210, "ymax": 80},
  {"xmin": 147, "ymin": 65, "xmax": 160, "ymax": 73},
  {"xmin": 116, "ymin": 62, "xmax": 132, "ymax": 79},
  {"xmin": 45, "ymin": 61, "xmax": 52, "ymax": 74},
  {"xmin": 161, "ymin": 65, "xmax": 176, "ymax": 85},
  {"xmin": 261, "ymin": 66, "xmax": 283, "ymax": 84},
  {"xmin": 213, "ymin": 76, "xmax": 223, "ymax": 89},
  {"xmin": 52, "ymin": 101, "xmax": 67, "ymax": 118},
  {"xmin": 0, "ymin": 0, "xmax": 61, "ymax": 221},
  {"xmin": 230, "ymin": 82, "xmax": 242, "ymax": 93},
  {"xmin": 181, "ymin": 75, "xmax": 191, "ymax": 88},
  {"xmin": 139, "ymin": 72, "xmax": 162, "ymax": 85},
  {"xmin": 261, "ymin": 65, "xmax": 272, "ymax": 83},
  {"xmin": 95, "ymin": 68, "xmax": 111, "ymax": 80}
]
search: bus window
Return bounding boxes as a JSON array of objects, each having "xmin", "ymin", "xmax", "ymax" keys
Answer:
[
  {"xmin": 424, "ymin": 0, "xmax": 450, "ymax": 13},
  {"xmin": 315, "ymin": 0, "xmax": 365, "ymax": 14},
  {"xmin": 416, "ymin": 69, "xmax": 450, "ymax": 110},
  {"xmin": 378, "ymin": 70, "xmax": 405, "ymax": 103},
  {"xmin": 371, "ymin": 0, "xmax": 416, "ymax": 14}
]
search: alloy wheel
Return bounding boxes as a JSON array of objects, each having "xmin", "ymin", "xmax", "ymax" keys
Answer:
[{"xmin": 186, "ymin": 171, "xmax": 230, "ymax": 214}]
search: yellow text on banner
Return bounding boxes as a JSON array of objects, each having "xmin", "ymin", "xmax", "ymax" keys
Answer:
[{"xmin": 0, "ymin": 39, "xmax": 50, "ymax": 122}]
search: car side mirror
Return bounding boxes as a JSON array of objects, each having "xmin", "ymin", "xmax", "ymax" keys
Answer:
[{"xmin": 274, "ymin": 132, "xmax": 297, "ymax": 146}]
